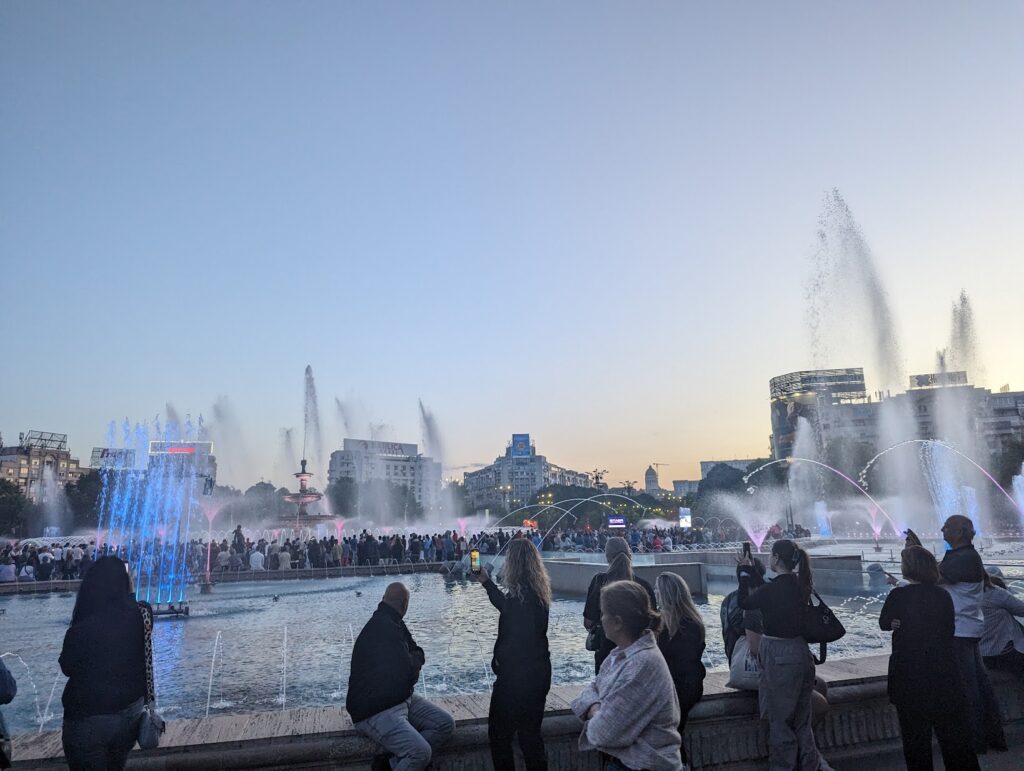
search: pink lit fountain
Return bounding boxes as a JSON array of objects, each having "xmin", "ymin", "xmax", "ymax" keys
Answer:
[{"xmin": 282, "ymin": 458, "xmax": 324, "ymax": 528}]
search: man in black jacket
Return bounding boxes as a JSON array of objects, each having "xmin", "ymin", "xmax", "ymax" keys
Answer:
[{"xmin": 347, "ymin": 583, "xmax": 454, "ymax": 770}]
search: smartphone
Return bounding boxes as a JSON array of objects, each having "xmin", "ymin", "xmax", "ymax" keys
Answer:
[
  {"xmin": 469, "ymin": 549, "xmax": 481, "ymax": 574},
  {"xmin": 742, "ymin": 542, "xmax": 752, "ymax": 559}
]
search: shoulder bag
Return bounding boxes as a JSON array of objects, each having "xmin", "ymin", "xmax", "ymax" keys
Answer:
[
  {"xmin": 137, "ymin": 603, "xmax": 166, "ymax": 749},
  {"xmin": 802, "ymin": 590, "xmax": 846, "ymax": 664}
]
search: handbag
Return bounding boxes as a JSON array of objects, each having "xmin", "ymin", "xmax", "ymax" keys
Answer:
[
  {"xmin": 585, "ymin": 623, "xmax": 605, "ymax": 652},
  {"xmin": 137, "ymin": 603, "xmax": 166, "ymax": 749},
  {"xmin": 725, "ymin": 634, "xmax": 761, "ymax": 691},
  {"xmin": 801, "ymin": 590, "xmax": 846, "ymax": 664}
]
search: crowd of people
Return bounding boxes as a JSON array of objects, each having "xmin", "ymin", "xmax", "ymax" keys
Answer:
[
  {"xmin": 0, "ymin": 519, "xmax": 792, "ymax": 586},
  {"xmin": 2, "ymin": 514, "xmax": 1022, "ymax": 770}
]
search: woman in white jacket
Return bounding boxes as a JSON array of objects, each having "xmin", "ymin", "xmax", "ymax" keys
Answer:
[{"xmin": 981, "ymin": 570, "xmax": 1024, "ymax": 679}]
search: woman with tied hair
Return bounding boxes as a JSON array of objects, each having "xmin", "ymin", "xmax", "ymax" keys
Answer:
[
  {"xmin": 880, "ymin": 546, "xmax": 979, "ymax": 771},
  {"xmin": 584, "ymin": 536, "xmax": 657, "ymax": 674},
  {"xmin": 572, "ymin": 580, "xmax": 682, "ymax": 771},
  {"xmin": 737, "ymin": 539, "xmax": 822, "ymax": 771},
  {"xmin": 473, "ymin": 537, "xmax": 552, "ymax": 770},
  {"xmin": 655, "ymin": 572, "xmax": 706, "ymax": 764},
  {"xmin": 60, "ymin": 555, "xmax": 148, "ymax": 771}
]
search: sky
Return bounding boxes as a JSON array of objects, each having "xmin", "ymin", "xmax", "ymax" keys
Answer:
[{"xmin": 2, "ymin": 2, "xmax": 1022, "ymax": 490}]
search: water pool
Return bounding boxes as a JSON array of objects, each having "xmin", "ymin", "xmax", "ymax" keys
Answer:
[{"xmin": 1, "ymin": 574, "xmax": 895, "ymax": 735}]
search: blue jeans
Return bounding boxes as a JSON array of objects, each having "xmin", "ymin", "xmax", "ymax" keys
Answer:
[
  {"xmin": 355, "ymin": 695, "xmax": 455, "ymax": 771},
  {"xmin": 62, "ymin": 698, "xmax": 142, "ymax": 771}
]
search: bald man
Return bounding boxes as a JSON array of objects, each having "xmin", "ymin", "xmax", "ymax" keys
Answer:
[
  {"xmin": 938, "ymin": 515, "xmax": 1007, "ymax": 753},
  {"xmin": 346, "ymin": 582, "xmax": 454, "ymax": 770}
]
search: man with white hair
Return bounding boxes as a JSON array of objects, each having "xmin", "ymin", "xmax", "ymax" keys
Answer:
[{"xmin": 939, "ymin": 515, "xmax": 1007, "ymax": 753}]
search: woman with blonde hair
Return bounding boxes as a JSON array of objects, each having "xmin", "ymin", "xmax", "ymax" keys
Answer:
[
  {"xmin": 572, "ymin": 580, "xmax": 682, "ymax": 770},
  {"xmin": 474, "ymin": 537, "xmax": 552, "ymax": 770},
  {"xmin": 655, "ymin": 572, "xmax": 706, "ymax": 764},
  {"xmin": 584, "ymin": 536, "xmax": 657, "ymax": 673}
]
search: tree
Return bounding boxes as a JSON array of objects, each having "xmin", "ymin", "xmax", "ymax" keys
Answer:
[
  {"xmin": 0, "ymin": 478, "xmax": 28, "ymax": 536},
  {"xmin": 697, "ymin": 464, "xmax": 746, "ymax": 497},
  {"xmin": 65, "ymin": 470, "xmax": 103, "ymax": 530},
  {"xmin": 325, "ymin": 477, "xmax": 357, "ymax": 517},
  {"xmin": 994, "ymin": 439, "xmax": 1024, "ymax": 488}
]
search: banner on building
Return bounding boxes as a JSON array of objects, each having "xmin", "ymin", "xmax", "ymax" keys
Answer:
[
  {"xmin": 90, "ymin": 448, "xmax": 137, "ymax": 469},
  {"xmin": 511, "ymin": 434, "xmax": 531, "ymax": 458},
  {"xmin": 607, "ymin": 515, "xmax": 626, "ymax": 529},
  {"xmin": 678, "ymin": 507, "xmax": 692, "ymax": 528}
]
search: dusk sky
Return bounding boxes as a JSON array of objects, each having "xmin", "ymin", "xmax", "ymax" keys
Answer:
[{"xmin": 2, "ymin": 2, "xmax": 1022, "ymax": 489}]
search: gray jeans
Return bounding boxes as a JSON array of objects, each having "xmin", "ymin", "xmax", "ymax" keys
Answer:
[
  {"xmin": 758, "ymin": 637, "xmax": 819, "ymax": 771},
  {"xmin": 355, "ymin": 695, "xmax": 455, "ymax": 771},
  {"xmin": 62, "ymin": 698, "xmax": 143, "ymax": 771}
]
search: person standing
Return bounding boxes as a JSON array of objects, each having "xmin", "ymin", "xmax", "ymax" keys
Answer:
[
  {"xmin": 1, "ymin": 655, "xmax": 16, "ymax": 769},
  {"xmin": 655, "ymin": 572, "xmax": 705, "ymax": 765},
  {"xmin": 737, "ymin": 539, "xmax": 821, "ymax": 771},
  {"xmin": 571, "ymin": 580, "xmax": 682, "ymax": 770},
  {"xmin": 935, "ymin": 515, "xmax": 1007, "ymax": 752},
  {"xmin": 472, "ymin": 539, "xmax": 552, "ymax": 770},
  {"xmin": 879, "ymin": 545, "xmax": 979, "ymax": 771},
  {"xmin": 347, "ymin": 582, "xmax": 454, "ymax": 770},
  {"xmin": 59, "ymin": 556, "xmax": 147, "ymax": 770},
  {"xmin": 583, "ymin": 537, "xmax": 657, "ymax": 674},
  {"xmin": 981, "ymin": 569, "xmax": 1024, "ymax": 678}
]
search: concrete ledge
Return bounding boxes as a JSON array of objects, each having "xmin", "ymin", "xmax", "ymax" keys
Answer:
[
  {"xmin": 544, "ymin": 559, "xmax": 708, "ymax": 601},
  {"xmin": 13, "ymin": 654, "xmax": 1024, "ymax": 769}
]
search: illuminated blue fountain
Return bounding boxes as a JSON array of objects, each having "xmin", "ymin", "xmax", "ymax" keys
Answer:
[{"xmin": 95, "ymin": 414, "xmax": 215, "ymax": 614}]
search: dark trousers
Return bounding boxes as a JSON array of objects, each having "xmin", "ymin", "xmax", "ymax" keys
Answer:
[
  {"xmin": 488, "ymin": 676, "xmax": 548, "ymax": 771},
  {"xmin": 984, "ymin": 648, "xmax": 1024, "ymax": 680},
  {"xmin": 62, "ymin": 698, "xmax": 142, "ymax": 771},
  {"xmin": 677, "ymin": 685, "xmax": 703, "ymax": 764},
  {"xmin": 895, "ymin": 703, "xmax": 979, "ymax": 771},
  {"xmin": 952, "ymin": 636, "xmax": 1007, "ymax": 752}
]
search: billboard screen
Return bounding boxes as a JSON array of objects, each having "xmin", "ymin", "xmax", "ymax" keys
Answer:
[
  {"xmin": 90, "ymin": 447, "xmax": 137, "ymax": 469},
  {"xmin": 149, "ymin": 441, "xmax": 213, "ymax": 455},
  {"xmin": 607, "ymin": 516, "xmax": 626, "ymax": 528},
  {"xmin": 678, "ymin": 507, "xmax": 692, "ymax": 528},
  {"xmin": 511, "ymin": 434, "xmax": 531, "ymax": 458}
]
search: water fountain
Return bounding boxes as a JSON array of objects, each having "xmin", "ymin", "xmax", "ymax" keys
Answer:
[{"xmin": 94, "ymin": 412, "xmax": 211, "ymax": 616}]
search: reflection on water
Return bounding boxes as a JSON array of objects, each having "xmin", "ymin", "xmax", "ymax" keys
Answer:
[{"xmin": 1, "ymin": 574, "xmax": 895, "ymax": 734}]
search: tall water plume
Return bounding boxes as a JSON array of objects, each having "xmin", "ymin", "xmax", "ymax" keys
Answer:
[
  {"xmin": 275, "ymin": 428, "xmax": 297, "ymax": 483},
  {"xmin": 938, "ymin": 290, "xmax": 983, "ymax": 382},
  {"xmin": 204, "ymin": 396, "xmax": 251, "ymax": 487},
  {"xmin": 418, "ymin": 400, "xmax": 445, "ymax": 466},
  {"xmin": 788, "ymin": 417, "xmax": 822, "ymax": 522},
  {"xmin": 805, "ymin": 189, "xmax": 905, "ymax": 390},
  {"xmin": 303, "ymin": 365, "xmax": 323, "ymax": 473},
  {"xmin": 805, "ymin": 189, "xmax": 919, "ymax": 524},
  {"xmin": 335, "ymin": 397, "xmax": 354, "ymax": 439}
]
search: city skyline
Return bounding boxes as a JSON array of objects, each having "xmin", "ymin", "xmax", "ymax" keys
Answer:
[{"xmin": 3, "ymin": 3, "xmax": 1023, "ymax": 489}]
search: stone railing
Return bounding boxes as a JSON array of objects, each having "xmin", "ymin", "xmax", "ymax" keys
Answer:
[{"xmin": 12, "ymin": 654, "xmax": 1024, "ymax": 769}]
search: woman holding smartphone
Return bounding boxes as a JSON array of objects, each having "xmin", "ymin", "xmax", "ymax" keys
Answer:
[
  {"xmin": 737, "ymin": 539, "xmax": 821, "ymax": 771},
  {"xmin": 473, "ymin": 538, "xmax": 552, "ymax": 771}
]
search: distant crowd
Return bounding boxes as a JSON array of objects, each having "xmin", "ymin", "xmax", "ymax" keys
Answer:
[
  {"xmin": 0, "ymin": 518, "xmax": 815, "ymax": 581},
  {"xmin": 0, "ymin": 520, "xmax": 813, "ymax": 584}
]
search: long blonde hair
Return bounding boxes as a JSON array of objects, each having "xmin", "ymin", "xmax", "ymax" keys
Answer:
[
  {"xmin": 503, "ymin": 538, "xmax": 552, "ymax": 608},
  {"xmin": 655, "ymin": 572, "xmax": 704, "ymax": 642},
  {"xmin": 605, "ymin": 537, "xmax": 634, "ymax": 582}
]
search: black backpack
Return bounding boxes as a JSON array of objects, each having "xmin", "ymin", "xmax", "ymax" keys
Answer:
[{"xmin": 720, "ymin": 589, "xmax": 746, "ymax": 664}]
